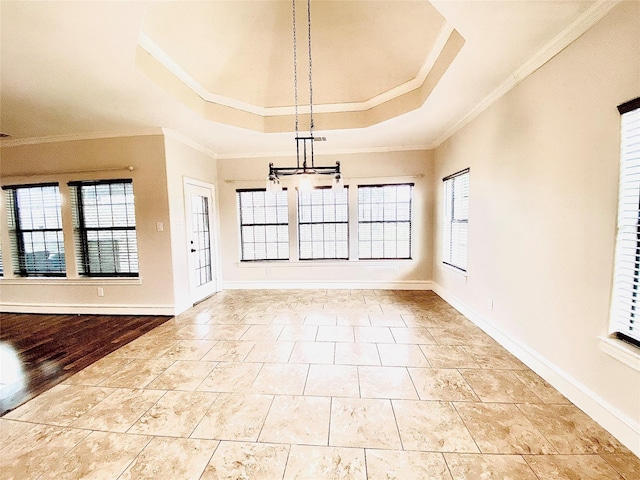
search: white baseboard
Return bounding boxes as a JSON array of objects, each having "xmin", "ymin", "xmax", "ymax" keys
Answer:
[
  {"xmin": 432, "ymin": 283, "xmax": 640, "ymax": 457},
  {"xmin": 223, "ymin": 280, "xmax": 433, "ymax": 291},
  {"xmin": 0, "ymin": 302, "xmax": 176, "ymax": 316}
]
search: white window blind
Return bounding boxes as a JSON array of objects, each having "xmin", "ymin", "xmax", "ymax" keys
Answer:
[
  {"xmin": 237, "ymin": 189, "xmax": 289, "ymax": 261},
  {"xmin": 610, "ymin": 98, "xmax": 640, "ymax": 345},
  {"xmin": 443, "ymin": 168, "xmax": 469, "ymax": 272},
  {"xmin": 298, "ymin": 187, "xmax": 349, "ymax": 260}
]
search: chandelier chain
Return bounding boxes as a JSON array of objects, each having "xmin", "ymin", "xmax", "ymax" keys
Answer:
[
  {"xmin": 307, "ymin": 0, "xmax": 314, "ymax": 134},
  {"xmin": 292, "ymin": 0, "xmax": 299, "ymax": 136}
]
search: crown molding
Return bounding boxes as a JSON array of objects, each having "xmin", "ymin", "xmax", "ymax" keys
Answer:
[
  {"xmin": 434, "ymin": 0, "xmax": 621, "ymax": 148},
  {"xmin": 161, "ymin": 128, "xmax": 218, "ymax": 159},
  {"xmin": 0, "ymin": 128, "xmax": 164, "ymax": 148},
  {"xmin": 216, "ymin": 143, "xmax": 435, "ymax": 160}
]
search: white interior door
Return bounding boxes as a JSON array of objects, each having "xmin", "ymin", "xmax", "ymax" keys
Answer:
[{"xmin": 185, "ymin": 180, "xmax": 218, "ymax": 304}]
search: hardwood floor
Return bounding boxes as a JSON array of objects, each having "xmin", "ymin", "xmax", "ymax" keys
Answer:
[{"xmin": 0, "ymin": 312, "xmax": 171, "ymax": 416}]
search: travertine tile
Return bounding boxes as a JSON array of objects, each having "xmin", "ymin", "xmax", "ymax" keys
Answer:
[
  {"xmin": 408, "ymin": 368, "xmax": 479, "ymax": 401},
  {"xmin": 259, "ymin": 395, "xmax": 331, "ymax": 445},
  {"xmin": 601, "ymin": 453, "xmax": 640, "ymax": 479},
  {"xmin": 63, "ymin": 356, "xmax": 132, "ymax": 386},
  {"xmin": 512, "ymin": 370, "xmax": 570, "ymax": 404},
  {"xmin": 0, "ymin": 424, "xmax": 91, "ymax": 480},
  {"xmin": 159, "ymin": 339, "xmax": 217, "ymax": 361},
  {"xmin": 197, "ymin": 362, "xmax": 263, "ymax": 393},
  {"xmin": 427, "ymin": 326, "xmax": 496, "ymax": 346},
  {"xmin": 200, "ymin": 340, "xmax": 255, "ymax": 362},
  {"xmin": 278, "ymin": 325, "xmax": 319, "ymax": 341},
  {"xmin": 272, "ymin": 312, "xmax": 307, "ymax": 325},
  {"xmin": 392, "ymin": 400, "xmax": 479, "ymax": 452},
  {"xmin": 358, "ymin": 366, "xmax": 418, "ymax": 399},
  {"xmin": 5, "ymin": 384, "xmax": 114, "ymax": 426},
  {"xmin": 524, "ymin": 454, "xmax": 624, "ymax": 479},
  {"xmin": 463, "ymin": 345, "xmax": 527, "ymax": 370},
  {"xmin": 119, "ymin": 437, "xmax": 218, "ymax": 479},
  {"xmin": 377, "ymin": 344, "xmax": 430, "ymax": 367},
  {"xmin": 390, "ymin": 327, "xmax": 436, "ymax": 344},
  {"xmin": 304, "ymin": 312, "xmax": 338, "ymax": 326},
  {"xmin": 420, "ymin": 345, "xmax": 478, "ymax": 369},
  {"xmin": 244, "ymin": 341, "xmax": 294, "ymax": 363},
  {"xmin": 354, "ymin": 326, "xmax": 395, "ymax": 343},
  {"xmin": 304, "ymin": 364, "xmax": 360, "ymax": 397},
  {"xmin": 202, "ymin": 324, "xmax": 249, "ymax": 341},
  {"xmin": 240, "ymin": 325, "xmax": 284, "ymax": 341},
  {"xmin": 337, "ymin": 313, "xmax": 371, "ymax": 326},
  {"xmin": 369, "ymin": 314, "xmax": 407, "ymax": 327},
  {"xmin": 366, "ymin": 449, "xmax": 452, "ymax": 480},
  {"xmin": 145, "ymin": 360, "xmax": 216, "ymax": 391},
  {"xmin": 454, "ymin": 402, "xmax": 556, "ymax": 454},
  {"xmin": 174, "ymin": 324, "xmax": 218, "ymax": 340},
  {"xmin": 129, "ymin": 391, "xmax": 217, "ymax": 437},
  {"xmin": 460, "ymin": 369, "xmax": 542, "ymax": 403},
  {"xmin": 72, "ymin": 388, "xmax": 164, "ymax": 433},
  {"xmin": 289, "ymin": 341, "xmax": 335, "ymax": 364},
  {"xmin": 113, "ymin": 336, "xmax": 176, "ymax": 359},
  {"xmin": 444, "ymin": 453, "xmax": 538, "ymax": 480},
  {"xmin": 191, "ymin": 393, "xmax": 273, "ymax": 441},
  {"xmin": 43, "ymin": 431, "xmax": 151, "ymax": 479},
  {"xmin": 251, "ymin": 363, "xmax": 309, "ymax": 395},
  {"xmin": 330, "ymin": 398, "xmax": 402, "ymax": 449},
  {"xmin": 99, "ymin": 358, "xmax": 174, "ymax": 389},
  {"xmin": 202, "ymin": 441, "xmax": 289, "ymax": 480},
  {"xmin": 518, "ymin": 404, "xmax": 628, "ymax": 454},
  {"xmin": 317, "ymin": 325, "xmax": 355, "ymax": 342},
  {"xmin": 335, "ymin": 342, "xmax": 381, "ymax": 366},
  {"xmin": 284, "ymin": 445, "xmax": 366, "ymax": 479},
  {"xmin": 0, "ymin": 418, "xmax": 36, "ymax": 449}
]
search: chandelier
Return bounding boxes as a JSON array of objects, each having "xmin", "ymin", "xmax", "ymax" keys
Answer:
[{"xmin": 267, "ymin": 0, "xmax": 343, "ymax": 192}]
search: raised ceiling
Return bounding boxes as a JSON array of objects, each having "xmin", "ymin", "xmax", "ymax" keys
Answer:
[{"xmin": 0, "ymin": 1, "xmax": 614, "ymax": 157}]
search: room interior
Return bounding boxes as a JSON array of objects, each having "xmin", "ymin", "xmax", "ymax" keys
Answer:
[{"xmin": 1, "ymin": 0, "xmax": 639, "ymax": 478}]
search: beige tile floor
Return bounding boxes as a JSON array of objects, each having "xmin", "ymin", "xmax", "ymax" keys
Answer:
[{"xmin": 2, "ymin": 289, "xmax": 639, "ymax": 479}]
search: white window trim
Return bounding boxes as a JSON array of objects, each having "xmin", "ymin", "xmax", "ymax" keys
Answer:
[{"xmin": 598, "ymin": 336, "xmax": 640, "ymax": 372}]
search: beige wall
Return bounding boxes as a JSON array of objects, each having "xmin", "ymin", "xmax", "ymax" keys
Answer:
[
  {"xmin": 217, "ymin": 150, "xmax": 434, "ymax": 288},
  {"xmin": 0, "ymin": 134, "xmax": 176, "ymax": 314},
  {"xmin": 433, "ymin": 2, "xmax": 640, "ymax": 453},
  {"xmin": 163, "ymin": 134, "xmax": 219, "ymax": 314}
]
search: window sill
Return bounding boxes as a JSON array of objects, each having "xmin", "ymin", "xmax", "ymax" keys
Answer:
[
  {"xmin": 440, "ymin": 263, "xmax": 468, "ymax": 282},
  {"xmin": 0, "ymin": 277, "xmax": 143, "ymax": 286},
  {"xmin": 237, "ymin": 259, "xmax": 415, "ymax": 268},
  {"xmin": 598, "ymin": 335, "xmax": 640, "ymax": 372}
]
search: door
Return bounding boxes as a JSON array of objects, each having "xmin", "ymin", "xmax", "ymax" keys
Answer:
[{"xmin": 185, "ymin": 180, "xmax": 218, "ymax": 304}]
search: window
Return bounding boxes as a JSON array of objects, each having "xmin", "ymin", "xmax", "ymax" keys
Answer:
[
  {"xmin": 3, "ymin": 183, "xmax": 65, "ymax": 276},
  {"xmin": 237, "ymin": 189, "xmax": 289, "ymax": 261},
  {"xmin": 298, "ymin": 187, "xmax": 349, "ymax": 260},
  {"xmin": 69, "ymin": 179, "xmax": 139, "ymax": 277},
  {"xmin": 610, "ymin": 98, "xmax": 640, "ymax": 346},
  {"xmin": 443, "ymin": 168, "xmax": 469, "ymax": 272},
  {"xmin": 358, "ymin": 184, "xmax": 412, "ymax": 259}
]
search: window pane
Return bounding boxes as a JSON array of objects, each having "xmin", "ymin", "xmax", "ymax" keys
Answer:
[
  {"xmin": 443, "ymin": 170, "xmax": 469, "ymax": 271},
  {"xmin": 237, "ymin": 189, "xmax": 289, "ymax": 261},
  {"xmin": 298, "ymin": 187, "xmax": 349, "ymax": 260}
]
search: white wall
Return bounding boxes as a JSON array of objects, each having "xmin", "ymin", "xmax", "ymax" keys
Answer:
[
  {"xmin": 433, "ymin": 2, "xmax": 640, "ymax": 454},
  {"xmin": 217, "ymin": 150, "xmax": 434, "ymax": 289},
  {"xmin": 0, "ymin": 134, "xmax": 176, "ymax": 314}
]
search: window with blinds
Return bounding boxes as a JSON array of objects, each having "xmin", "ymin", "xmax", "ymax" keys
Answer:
[
  {"xmin": 237, "ymin": 189, "xmax": 289, "ymax": 261},
  {"xmin": 443, "ymin": 168, "xmax": 470, "ymax": 272},
  {"xmin": 2, "ymin": 183, "xmax": 65, "ymax": 276},
  {"xmin": 298, "ymin": 187, "xmax": 349, "ymax": 260},
  {"xmin": 69, "ymin": 179, "xmax": 139, "ymax": 277},
  {"xmin": 610, "ymin": 97, "xmax": 640, "ymax": 347},
  {"xmin": 358, "ymin": 184, "xmax": 413, "ymax": 259}
]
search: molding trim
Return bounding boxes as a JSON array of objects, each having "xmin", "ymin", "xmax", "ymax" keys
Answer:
[
  {"xmin": 433, "ymin": 0, "xmax": 621, "ymax": 148},
  {"xmin": 0, "ymin": 129, "xmax": 164, "ymax": 148},
  {"xmin": 216, "ymin": 144, "xmax": 435, "ymax": 161},
  {"xmin": 161, "ymin": 128, "xmax": 218, "ymax": 159},
  {"xmin": 0, "ymin": 302, "xmax": 175, "ymax": 316},
  {"xmin": 599, "ymin": 336, "xmax": 640, "ymax": 373},
  {"xmin": 432, "ymin": 283, "xmax": 640, "ymax": 457},
  {"xmin": 223, "ymin": 280, "xmax": 433, "ymax": 291}
]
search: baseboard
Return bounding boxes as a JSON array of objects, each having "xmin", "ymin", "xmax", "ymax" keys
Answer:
[
  {"xmin": 432, "ymin": 283, "xmax": 640, "ymax": 457},
  {"xmin": 223, "ymin": 280, "xmax": 434, "ymax": 291},
  {"xmin": 0, "ymin": 302, "xmax": 176, "ymax": 316}
]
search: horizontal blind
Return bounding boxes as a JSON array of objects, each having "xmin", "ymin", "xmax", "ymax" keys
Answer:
[
  {"xmin": 611, "ymin": 100, "xmax": 640, "ymax": 344},
  {"xmin": 237, "ymin": 189, "xmax": 289, "ymax": 261},
  {"xmin": 443, "ymin": 169, "xmax": 469, "ymax": 271},
  {"xmin": 298, "ymin": 187, "xmax": 349, "ymax": 260}
]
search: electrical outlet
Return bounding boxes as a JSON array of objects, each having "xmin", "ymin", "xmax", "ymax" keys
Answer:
[
  {"xmin": 97, "ymin": 287, "xmax": 104, "ymax": 297},
  {"xmin": 487, "ymin": 299, "xmax": 493, "ymax": 311}
]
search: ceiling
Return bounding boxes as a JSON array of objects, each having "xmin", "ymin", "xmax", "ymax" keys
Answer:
[{"xmin": 0, "ymin": 1, "xmax": 610, "ymax": 158}]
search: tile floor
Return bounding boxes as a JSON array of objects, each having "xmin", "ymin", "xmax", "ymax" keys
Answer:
[{"xmin": 1, "ymin": 289, "xmax": 639, "ymax": 479}]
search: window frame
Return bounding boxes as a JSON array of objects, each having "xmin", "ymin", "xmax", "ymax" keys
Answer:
[
  {"xmin": 442, "ymin": 168, "xmax": 470, "ymax": 273},
  {"xmin": 2, "ymin": 182, "xmax": 66, "ymax": 277},
  {"xmin": 357, "ymin": 183, "xmax": 413, "ymax": 260},
  {"xmin": 69, "ymin": 178, "xmax": 139, "ymax": 278},
  {"xmin": 237, "ymin": 188, "xmax": 290, "ymax": 262},
  {"xmin": 297, "ymin": 186, "xmax": 349, "ymax": 260},
  {"xmin": 610, "ymin": 97, "xmax": 640, "ymax": 348}
]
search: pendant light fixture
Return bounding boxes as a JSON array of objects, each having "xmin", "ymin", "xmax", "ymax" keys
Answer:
[{"xmin": 267, "ymin": 0, "xmax": 343, "ymax": 192}]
